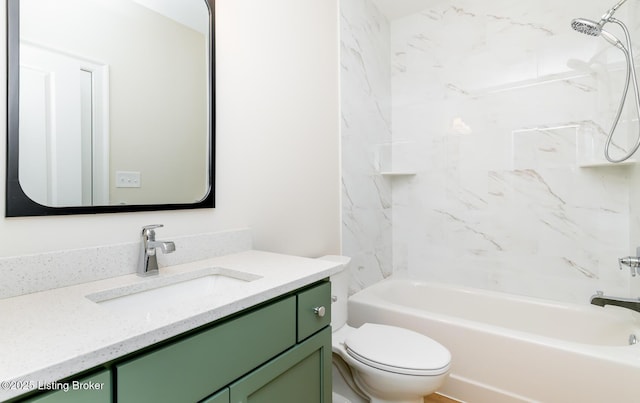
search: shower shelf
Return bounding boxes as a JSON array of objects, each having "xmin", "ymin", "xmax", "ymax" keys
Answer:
[
  {"xmin": 578, "ymin": 159, "xmax": 636, "ymax": 168},
  {"xmin": 380, "ymin": 171, "xmax": 417, "ymax": 176}
]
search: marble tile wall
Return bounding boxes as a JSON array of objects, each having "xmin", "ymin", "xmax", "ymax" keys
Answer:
[
  {"xmin": 630, "ymin": 163, "xmax": 640, "ymax": 297},
  {"xmin": 391, "ymin": 0, "xmax": 640, "ymax": 303},
  {"xmin": 341, "ymin": 0, "xmax": 640, "ymax": 302},
  {"xmin": 340, "ymin": 0, "xmax": 393, "ymax": 293}
]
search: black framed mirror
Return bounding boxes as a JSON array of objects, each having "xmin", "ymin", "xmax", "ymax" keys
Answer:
[{"xmin": 6, "ymin": 0, "xmax": 215, "ymax": 216}]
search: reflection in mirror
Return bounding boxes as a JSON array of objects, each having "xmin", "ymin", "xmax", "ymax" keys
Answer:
[{"xmin": 7, "ymin": 0, "xmax": 215, "ymax": 216}]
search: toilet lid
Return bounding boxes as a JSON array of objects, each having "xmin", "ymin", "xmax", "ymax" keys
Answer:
[{"xmin": 345, "ymin": 323, "xmax": 451, "ymax": 376}]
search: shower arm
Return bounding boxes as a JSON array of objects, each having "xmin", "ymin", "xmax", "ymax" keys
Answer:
[
  {"xmin": 601, "ymin": 0, "xmax": 628, "ymax": 22},
  {"xmin": 603, "ymin": 18, "xmax": 640, "ymax": 163}
]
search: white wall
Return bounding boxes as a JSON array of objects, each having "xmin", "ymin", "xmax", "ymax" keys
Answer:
[{"xmin": 1, "ymin": 0, "xmax": 341, "ymax": 258}]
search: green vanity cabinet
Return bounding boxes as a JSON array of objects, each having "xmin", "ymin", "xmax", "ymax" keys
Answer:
[
  {"xmin": 18, "ymin": 370, "xmax": 111, "ymax": 403},
  {"xmin": 13, "ymin": 280, "xmax": 332, "ymax": 403},
  {"xmin": 117, "ymin": 280, "xmax": 332, "ymax": 403}
]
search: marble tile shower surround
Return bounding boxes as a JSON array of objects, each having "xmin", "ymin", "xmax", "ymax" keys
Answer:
[
  {"xmin": 0, "ymin": 229, "xmax": 252, "ymax": 300},
  {"xmin": 392, "ymin": 0, "xmax": 640, "ymax": 303},
  {"xmin": 341, "ymin": 0, "xmax": 640, "ymax": 302},
  {"xmin": 341, "ymin": 0, "xmax": 393, "ymax": 294}
]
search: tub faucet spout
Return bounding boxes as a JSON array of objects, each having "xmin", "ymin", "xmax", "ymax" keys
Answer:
[
  {"xmin": 138, "ymin": 224, "xmax": 176, "ymax": 277},
  {"xmin": 590, "ymin": 291, "xmax": 640, "ymax": 313}
]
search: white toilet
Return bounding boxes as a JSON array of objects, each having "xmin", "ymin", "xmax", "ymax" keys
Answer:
[{"xmin": 323, "ymin": 256, "xmax": 451, "ymax": 403}]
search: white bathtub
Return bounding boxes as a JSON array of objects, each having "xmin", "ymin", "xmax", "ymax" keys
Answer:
[{"xmin": 347, "ymin": 279, "xmax": 640, "ymax": 403}]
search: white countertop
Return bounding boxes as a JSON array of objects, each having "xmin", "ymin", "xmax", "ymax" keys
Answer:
[{"xmin": 0, "ymin": 250, "xmax": 343, "ymax": 401}]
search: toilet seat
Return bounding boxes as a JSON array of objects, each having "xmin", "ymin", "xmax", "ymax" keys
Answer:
[{"xmin": 344, "ymin": 323, "xmax": 451, "ymax": 376}]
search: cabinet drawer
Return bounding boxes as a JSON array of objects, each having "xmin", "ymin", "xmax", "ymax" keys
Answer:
[
  {"xmin": 297, "ymin": 282, "xmax": 331, "ymax": 342},
  {"xmin": 116, "ymin": 296, "xmax": 296, "ymax": 403}
]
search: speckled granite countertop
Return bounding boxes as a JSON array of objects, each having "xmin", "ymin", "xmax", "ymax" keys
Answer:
[{"xmin": 0, "ymin": 250, "xmax": 343, "ymax": 401}]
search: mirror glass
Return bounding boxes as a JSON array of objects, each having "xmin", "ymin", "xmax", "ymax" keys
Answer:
[{"xmin": 6, "ymin": 0, "xmax": 214, "ymax": 216}]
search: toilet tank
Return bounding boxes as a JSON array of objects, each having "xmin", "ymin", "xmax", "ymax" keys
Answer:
[{"xmin": 317, "ymin": 255, "xmax": 350, "ymax": 331}]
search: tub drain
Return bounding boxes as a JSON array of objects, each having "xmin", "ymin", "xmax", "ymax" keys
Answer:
[{"xmin": 629, "ymin": 334, "xmax": 638, "ymax": 345}]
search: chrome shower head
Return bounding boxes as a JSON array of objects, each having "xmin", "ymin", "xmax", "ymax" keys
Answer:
[
  {"xmin": 571, "ymin": 0, "xmax": 628, "ymax": 36},
  {"xmin": 570, "ymin": 0, "xmax": 640, "ymax": 163},
  {"xmin": 571, "ymin": 18, "xmax": 602, "ymax": 36},
  {"xmin": 571, "ymin": 17, "xmax": 625, "ymax": 50}
]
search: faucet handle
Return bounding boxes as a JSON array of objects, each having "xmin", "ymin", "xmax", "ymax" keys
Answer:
[
  {"xmin": 141, "ymin": 224, "xmax": 164, "ymax": 240},
  {"xmin": 142, "ymin": 224, "xmax": 163, "ymax": 233},
  {"xmin": 143, "ymin": 224, "xmax": 163, "ymax": 231},
  {"xmin": 619, "ymin": 257, "xmax": 639, "ymax": 277}
]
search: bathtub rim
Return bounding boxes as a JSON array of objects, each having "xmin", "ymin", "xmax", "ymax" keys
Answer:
[{"xmin": 347, "ymin": 277, "xmax": 640, "ymax": 364}]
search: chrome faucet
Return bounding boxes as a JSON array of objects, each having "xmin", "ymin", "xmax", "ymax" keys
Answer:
[
  {"xmin": 138, "ymin": 224, "xmax": 176, "ymax": 276},
  {"xmin": 590, "ymin": 291, "xmax": 640, "ymax": 313}
]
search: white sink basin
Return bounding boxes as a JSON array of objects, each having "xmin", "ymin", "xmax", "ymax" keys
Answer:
[{"xmin": 86, "ymin": 267, "xmax": 261, "ymax": 318}]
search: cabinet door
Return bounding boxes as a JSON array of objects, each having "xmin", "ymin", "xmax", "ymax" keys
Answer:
[
  {"xmin": 19, "ymin": 370, "xmax": 111, "ymax": 403},
  {"xmin": 230, "ymin": 327, "xmax": 331, "ymax": 403}
]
